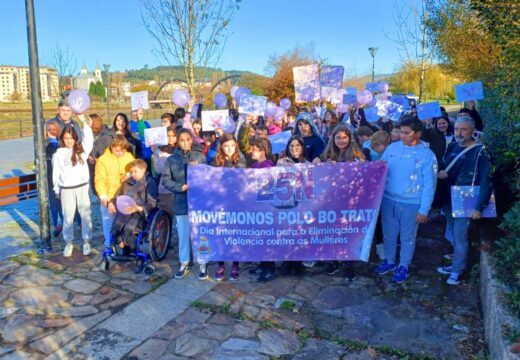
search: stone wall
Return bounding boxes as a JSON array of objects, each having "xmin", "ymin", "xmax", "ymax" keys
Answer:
[{"xmin": 480, "ymin": 251, "xmax": 520, "ymax": 360}]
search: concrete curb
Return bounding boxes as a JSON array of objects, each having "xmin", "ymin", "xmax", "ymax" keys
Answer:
[{"xmin": 480, "ymin": 251, "xmax": 520, "ymax": 359}]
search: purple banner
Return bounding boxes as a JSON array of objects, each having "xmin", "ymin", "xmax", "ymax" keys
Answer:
[{"xmin": 187, "ymin": 162, "xmax": 388, "ymax": 262}]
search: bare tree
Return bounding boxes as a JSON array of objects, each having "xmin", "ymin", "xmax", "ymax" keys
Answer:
[
  {"xmin": 139, "ymin": 0, "xmax": 241, "ymax": 98},
  {"xmin": 43, "ymin": 42, "xmax": 78, "ymax": 87},
  {"xmin": 387, "ymin": 0, "xmax": 434, "ymax": 102}
]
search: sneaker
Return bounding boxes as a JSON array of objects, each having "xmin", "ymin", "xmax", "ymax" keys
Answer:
[
  {"xmin": 257, "ymin": 270, "xmax": 277, "ymax": 283},
  {"xmin": 443, "ymin": 253, "xmax": 454, "ymax": 260},
  {"xmin": 83, "ymin": 243, "xmax": 91, "ymax": 256},
  {"xmin": 447, "ymin": 272, "xmax": 460, "ymax": 285},
  {"xmin": 392, "ymin": 266, "xmax": 409, "ymax": 284},
  {"xmin": 175, "ymin": 264, "xmax": 190, "ymax": 279},
  {"xmin": 52, "ymin": 226, "xmax": 63, "ymax": 237},
  {"xmin": 63, "ymin": 243, "xmax": 73, "ymax": 257},
  {"xmin": 375, "ymin": 260, "xmax": 397, "ymax": 275},
  {"xmin": 198, "ymin": 264, "xmax": 208, "ymax": 280},
  {"xmin": 302, "ymin": 261, "xmax": 316, "ymax": 268},
  {"xmin": 229, "ymin": 265, "xmax": 240, "ymax": 281},
  {"xmin": 214, "ymin": 265, "xmax": 226, "ymax": 281},
  {"xmin": 325, "ymin": 261, "xmax": 340, "ymax": 275},
  {"xmin": 37, "ymin": 247, "xmax": 52, "ymax": 256},
  {"xmin": 344, "ymin": 265, "xmax": 355, "ymax": 281},
  {"xmin": 437, "ymin": 265, "xmax": 453, "ymax": 275}
]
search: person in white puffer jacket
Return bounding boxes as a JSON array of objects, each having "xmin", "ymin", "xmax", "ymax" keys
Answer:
[{"xmin": 52, "ymin": 114, "xmax": 93, "ymax": 257}]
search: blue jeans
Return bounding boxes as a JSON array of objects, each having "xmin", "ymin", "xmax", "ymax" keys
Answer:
[
  {"xmin": 443, "ymin": 203, "xmax": 471, "ymax": 274},
  {"xmin": 49, "ymin": 190, "xmax": 63, "ymax": 229},
  {"xmin": 100, "ymin": 204, "xmax": 116, "ymax": 248},
  {"xmin": 381, "ymin": 197, "xmax": 420, "ymax": 268},
  {"xmin": 176, "ymin": 215, "xmax": 191, "ymax": 264}
]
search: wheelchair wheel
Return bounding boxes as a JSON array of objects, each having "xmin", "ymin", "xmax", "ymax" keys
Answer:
[
  {"xmin": 147, "ymin": 209, "xmax": 171, "ymax": 261},
  {"xmin": 144, "ymin": 265, "xmax": 155, "ymax": 276}
]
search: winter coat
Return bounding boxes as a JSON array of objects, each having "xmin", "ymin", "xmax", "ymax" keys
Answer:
[
  {"xmin": 94, "ymin": 148, "xmax": 135, "ymax": 201},
  {"xmin": 52, "ymin": 124, "xmax": 93, "ymax": 194},
  {"xmin": 292, "ymin": 113, "xmax": 326, "ymax": 161},
  {"xmin": 441, "ymin": 143, "xmax": 492, "ymax": 211},
  {"xmin": 112, "ymin": 173, "xmax": 158, "ymax": 217},
  {"xmin": 161, "ymin": 143, "xmax": 207, "ymax": 215}
]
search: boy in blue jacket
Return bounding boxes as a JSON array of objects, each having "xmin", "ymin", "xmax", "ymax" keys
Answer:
[{"xmin": 376, "ymin": 115, "xmax": 438, "ymax": 283}]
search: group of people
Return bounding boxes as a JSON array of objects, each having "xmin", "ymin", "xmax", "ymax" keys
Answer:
[{"xmin": 40, "ymin": 95, "xmax": 492, "ymax": 286}]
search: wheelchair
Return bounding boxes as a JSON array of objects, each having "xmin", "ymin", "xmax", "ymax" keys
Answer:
[{"xmin": 102, "ymin": 208, "xmax": 171, "ymax": 275}]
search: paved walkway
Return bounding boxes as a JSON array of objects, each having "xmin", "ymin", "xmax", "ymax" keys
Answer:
[{"xmin": 0, "ymin": 218, "xmax": 486, "ymax": 359}]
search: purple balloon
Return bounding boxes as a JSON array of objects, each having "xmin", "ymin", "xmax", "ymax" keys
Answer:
[
  {"xmin": 234, "ymin": 87, "xmax": 251, "ymax": 103},
  {"xmin": 265, "ymin": 101, "xmax": 276, "ymax": 117},
  {"xmin": 172, "ymin": 89, "xmax": 190, "ymax": 107},
  {"xmin": 213, "ymin": 93, "xmax": 227, "ymax": 108},
  {"xmin": 229, "ymin": 86, "xmax": 239, "ymax": 98},
  {"xmin": 116, "ymin": 195, "xmax": 137, "ymax": 215},
  {"xmin": 279, "ymin": 98, "xmax": 291, "ymax": 110},
  {"xmin": 67, "ymin": 90, "xmax": 90, "ymax": 113},
  {"xmin": 378, "ymin": 82, "xmax": 389, "ymax": 93},
  {"xmin": 273, "ymin": 107, "xmax": 286, "ymax": 123},
  {"xmin": 357, "ymin": 90, "xmax": 373, "ymax": 105}
]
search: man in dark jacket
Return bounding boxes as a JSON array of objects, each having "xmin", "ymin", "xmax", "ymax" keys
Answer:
[
  {"xmin": 436, "ymin": 117, "xmax": 492, "ymax": 285},
  {"xmin": 46, "ymin": 99, "xmax": 83, "ymax": 140}
]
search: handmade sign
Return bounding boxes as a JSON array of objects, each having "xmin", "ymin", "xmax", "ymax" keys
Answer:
[
  {"xmin": 321, "ymin": 87, "xmax": 343, "ymax": 103},
  {"xmin": 388, "ymin": 95, "xmax": 411, "ymax": 110},
  {"xmin": 451, "ymin": 186, "xmax": 497, "ymax": 218},
  {"xmin": 188, "ymin": 162, "xmax": 388, "ymax": 262},
  {"xmin": 416, "ymin": 101, "xmax": 441, "ymax": 120},
  {"xmin": 201, "ymin": 110, "xmax": 234, "ymax": 132},
  {"xmin": 293, "ymin": 64, "xmax": 321, "ymax": 102},
  {"xmin": 131, "ymin": 91, "xmax": 149, "ymax": 110},
  {"xmin": 320, "ymin": 66, "xmax": 344, "ymax": 89},
  {"xmin": 364, "ymin": 106, "xmax": 379, "ymax": 122},
  {"xmin": 238, "ymin": 94, "xmax": 268, "ymax": 116},
  {"xmin": 269, "ymin": 130, "xmax": 292, "ymax": 155},
  {"xmin": 343, "ymin": 94, "xmax": 357, "ymax": 106},
  {"xmin": 144, "ymin": 127, "xmax": 168, "ymax": 147},
  {"xmin": 346, "ymin": 87, "xmax": 357, "ymax": 96},
  {"xmin": 454, "ymin": 81, "xmax": 484, "ymax": 102},
  {"xmin": 365, "ymin": 82, "xmax": 379, "ymax": 93}
]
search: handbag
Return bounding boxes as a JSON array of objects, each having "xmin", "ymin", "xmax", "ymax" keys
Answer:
[{"xmin": 451, "ymin": 146, "xmax": 496, "ymax": 218}]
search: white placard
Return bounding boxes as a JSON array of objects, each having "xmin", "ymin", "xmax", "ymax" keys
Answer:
[
  {"xmin": 144, "ymin": 127, "xmax": 168, "ymax": 147},
  {"xmin": 131, "ymin": 91, "xmax": 149, "ymax": 110},
  {"xmin": 201, "ymin": 110, "xmax": 235, "ymax": 133}
]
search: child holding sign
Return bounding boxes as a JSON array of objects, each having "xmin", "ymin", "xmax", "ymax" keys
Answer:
[{"xmin": 212, "ymin": 133, "xmax": 246, "ymax": 281}]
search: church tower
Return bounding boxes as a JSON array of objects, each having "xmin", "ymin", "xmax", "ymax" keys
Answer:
[{"xmin": 95, "ymin": 63, "xmax": 102, "ymax": 83}]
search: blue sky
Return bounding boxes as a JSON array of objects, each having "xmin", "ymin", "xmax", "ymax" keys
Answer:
[{"xmin": 1, "ymin": 0, "xmax": 416, "ymax": 77}]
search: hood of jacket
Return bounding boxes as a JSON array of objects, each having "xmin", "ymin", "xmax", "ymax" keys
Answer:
[{"xmin": 293, "ymin": 112, "xmax": 321, "ymax": 138}]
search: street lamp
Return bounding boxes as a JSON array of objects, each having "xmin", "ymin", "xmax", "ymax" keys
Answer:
[
  {"xmin": 368, "ymin": 47, "xmax": 378, "ymax": 83},
  {"xmin": 103, "ymin": 64, "xmax": 110, "ymax": 121}
]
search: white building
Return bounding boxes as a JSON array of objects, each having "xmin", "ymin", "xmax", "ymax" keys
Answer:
[
  {"xmin": 72, "ymin": 64, "xmax": 103, "ymax": 92},
  {"xmin": 0, "ymin": 65, "xmax": 59, "ymax": 102}
]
